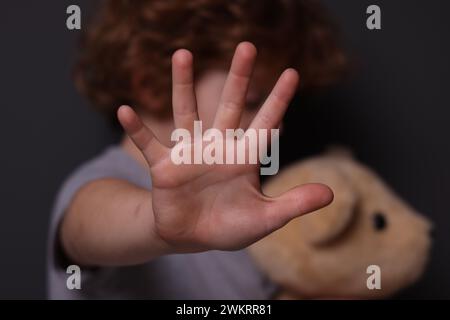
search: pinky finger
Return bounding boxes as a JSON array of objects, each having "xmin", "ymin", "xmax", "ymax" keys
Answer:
[{"xmin": 117, "ymin": 105, "xmax": 167, "ymax": 164}]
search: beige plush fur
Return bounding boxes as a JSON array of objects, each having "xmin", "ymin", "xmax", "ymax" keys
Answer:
[{"xmin": 249, "ymin": 148, "xmax": 432, "ymax": 299}]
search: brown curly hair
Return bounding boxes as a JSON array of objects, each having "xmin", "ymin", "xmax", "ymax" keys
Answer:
[{"xmin": 74, "ymin": 0, "xmax": 347, "ymax": 121}]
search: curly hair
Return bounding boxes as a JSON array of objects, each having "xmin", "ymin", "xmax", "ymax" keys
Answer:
[{"xmin": 74, "ymin": 0, "xmax": 347, "ymax": 121}]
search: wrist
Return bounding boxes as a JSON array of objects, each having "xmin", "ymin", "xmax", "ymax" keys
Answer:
[{"xmin": 141, "ymin": 195, "xmax": 176, "ymax": 258}]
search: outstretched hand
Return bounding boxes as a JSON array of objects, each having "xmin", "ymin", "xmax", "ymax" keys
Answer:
[{"xmin": 117, "ymin": 42, "xmax": 333, "ymax": 253}]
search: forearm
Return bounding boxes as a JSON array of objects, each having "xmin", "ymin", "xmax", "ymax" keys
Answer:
[{"xmin": 60, "ymin": 178, "xmax": 172, "ymax": 267}]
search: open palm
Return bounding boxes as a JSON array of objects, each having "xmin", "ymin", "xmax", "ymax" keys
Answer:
[{"xmin": 118, "ymin": 42, "xmax": 333, "ymax": 253}]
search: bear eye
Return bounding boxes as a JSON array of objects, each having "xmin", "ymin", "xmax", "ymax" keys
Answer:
[{"xmin": 373, "ymin": 212, "xmax": 387, "ymax": 231}]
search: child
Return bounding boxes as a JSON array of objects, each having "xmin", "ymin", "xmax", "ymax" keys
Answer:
[{"xmin": 48, "ymin": 0, "xmax": 346, "ymax": 299}]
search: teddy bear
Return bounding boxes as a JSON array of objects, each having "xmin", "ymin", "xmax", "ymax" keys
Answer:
[{"xmin": 249, "ymin": 147, "xmax": 432, "ymax": 299}]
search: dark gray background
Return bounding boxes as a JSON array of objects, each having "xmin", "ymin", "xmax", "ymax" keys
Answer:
[{"xmin": 1, "ymin": 1, "xmax": 449, "ymax": 299}]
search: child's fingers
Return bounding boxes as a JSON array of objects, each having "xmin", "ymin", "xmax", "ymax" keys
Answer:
[
  {"xmin": 263, "ymin": 183, "xmax": 333, "ymax": 232},
  {"xmin": 213, "ymin": 42, "xmax": 257, "ymax": 130},
  {"xmin": 172, "ymin": 49, "xmax": 199, "ymax": 133},
  {"xmin": 117, "ymin": 105, "xmax": 168, "ymax": 164},
  {"xmin": 248, "ymin": 69, "xmax": 299, "ymax": 131}
]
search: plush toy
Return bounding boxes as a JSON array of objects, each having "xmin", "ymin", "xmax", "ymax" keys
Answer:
[{"xmin": 249, "ymin": 148, "xmax": 432, "ymax": 299}]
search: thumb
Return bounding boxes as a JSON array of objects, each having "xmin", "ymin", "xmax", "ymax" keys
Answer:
[{"xmin": 264, "ymin": 183, "xmax": 334, "ymax": 232}]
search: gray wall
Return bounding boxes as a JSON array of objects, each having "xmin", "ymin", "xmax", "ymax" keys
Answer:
[{"xmin": 0, "ymin": 0, "xmax": 449, "ymax": 299}]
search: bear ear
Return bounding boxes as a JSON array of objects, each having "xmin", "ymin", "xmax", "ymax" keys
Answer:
[{"xmin": 299, "ymin": 182, "xmax": 357, "ymax": 246}]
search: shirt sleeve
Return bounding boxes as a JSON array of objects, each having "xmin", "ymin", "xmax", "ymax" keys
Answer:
[{"xmin": 46, "ymin": 146, "xmax": 150, "ymax": 299}]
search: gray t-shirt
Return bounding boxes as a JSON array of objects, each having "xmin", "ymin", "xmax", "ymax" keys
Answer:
[{"xmin": 47, "ymin": 146, "xmax": 277, "ymax": 299}]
